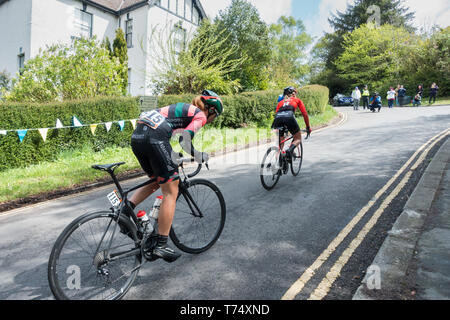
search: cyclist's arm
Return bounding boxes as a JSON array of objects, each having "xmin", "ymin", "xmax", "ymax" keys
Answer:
[
  {"xmin": 297, "ymin": 99, "xmax": 311, "ymax": 130},
  {"xmin": 179, "ymin": 112, "xmax": 207, "ymax": 162}
]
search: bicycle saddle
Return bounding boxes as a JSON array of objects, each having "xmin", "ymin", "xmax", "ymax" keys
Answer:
[{"xmin": 91, "ymin": 162, "xmax": 126, "ymax": 172}]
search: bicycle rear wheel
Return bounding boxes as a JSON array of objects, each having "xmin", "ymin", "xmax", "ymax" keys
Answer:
[
  {"xmin": 170, "ymin": 179, "xmax": 226, "ymax": 254},
  {"xmin": 260, "ymin": 146, "xmax": 282, "ymax": 190},
  {"xmin": 290, "ymin": 142, "xmax": 303, "ymax": 176},
  {"xmin": 48, "ymin": 211, "xmax": 141, "ymax": 300}
]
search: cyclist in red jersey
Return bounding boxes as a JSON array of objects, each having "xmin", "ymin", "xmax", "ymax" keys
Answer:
[{"xmin": 272, "ymin": 86, "xmax": 311, "ymax": 160}]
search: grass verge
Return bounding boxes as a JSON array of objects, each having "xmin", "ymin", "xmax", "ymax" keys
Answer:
[{"xmin": 1, "ymin": 105, "xmax": 338, "ymax": 204}]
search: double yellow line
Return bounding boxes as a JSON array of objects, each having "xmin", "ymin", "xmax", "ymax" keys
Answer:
[{"xmin": 282, "ymin": 128, "xmax": 450, "ymax": 300}]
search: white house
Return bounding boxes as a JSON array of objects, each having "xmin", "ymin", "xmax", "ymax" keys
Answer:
[{"xmin": 0, "ymin": 0, "xmax": 207, "ymax": 96}]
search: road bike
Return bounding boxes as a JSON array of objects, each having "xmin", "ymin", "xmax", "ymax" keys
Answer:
[
  {"xmin": 48, "ymin": 158, "xmax": 226, "ymax": 300},
  {"xmin": 260, "ymin": 126, "xmax": 309, "ymax": 190}
]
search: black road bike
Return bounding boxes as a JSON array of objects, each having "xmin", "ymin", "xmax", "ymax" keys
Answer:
[
  {"xmin": 48, "ymin": 159, "xmax": 226, "ymax": 300},
  {"xmin": 260, "ymin": 126, "xmax": 309, "ymax": 190}
]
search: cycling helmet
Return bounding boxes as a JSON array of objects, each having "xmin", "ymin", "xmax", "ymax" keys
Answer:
[
  {"xmin": 201, "ymin": 90, "xmax": 224, "ymax": 117},
  {"xmin": 283, "ymin": 86, "xmax": 297, "ymax": 96}
]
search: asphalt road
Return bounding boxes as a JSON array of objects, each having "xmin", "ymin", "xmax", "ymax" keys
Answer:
[{"xmin": 0, "ymin": 106, "xmax": 449, "ymax": 300}]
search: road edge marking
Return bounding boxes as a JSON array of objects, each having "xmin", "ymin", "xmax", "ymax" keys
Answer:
[{"xmin": 281, "ymin": 127, "xmax": 450, "ymax": 300}]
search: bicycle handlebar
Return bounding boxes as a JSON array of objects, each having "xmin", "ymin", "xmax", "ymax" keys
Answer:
[{"xmin": 178, "ymin": 157, "xmax": 205, "ymax": 179}]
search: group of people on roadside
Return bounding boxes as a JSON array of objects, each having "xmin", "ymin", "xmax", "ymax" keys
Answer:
[{"xmin": 350, "ymin": 82, "xmax": 440, "ymax": 111}]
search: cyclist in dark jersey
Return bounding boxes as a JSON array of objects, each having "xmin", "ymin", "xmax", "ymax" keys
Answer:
[
  {"xmin": 122, "ymin": 90, "xmax": 223, "ymax": 262},
  {"xmin": 272, "ymin": 86, "xmax": 311, "ymax": 160}
]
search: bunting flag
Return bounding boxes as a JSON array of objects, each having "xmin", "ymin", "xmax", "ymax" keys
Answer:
[
  {"xmin": 90, "ymin": 124, "xmax": 98, "ymax": 136},
  {"xmin": 118, "ymin": 120, "xmax": 125, "ymax": 131},
  {"xmin": 17, "ymin": 129, "xmax": 28, "ymax": 143},
  {"xmin": 56, "ymin": 119, "xmax": 64, "ymax": 128},
  {"xmin": 1, "ymin": 118, "xmax": 137, "ymax": 143},
  {"xmin": 38, "ymin": 128, "xmax": 49, "ymax": 142},
  {"xmin": 72, "ymin": 116, "xmax": 83, "ymax": 127}
]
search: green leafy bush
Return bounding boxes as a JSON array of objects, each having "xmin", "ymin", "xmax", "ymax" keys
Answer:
[
  {"xmin": 0, "ymin": 96, "xmax": 139, "ymax": 171},
  {"xmin": 157, "ymin": 85, "xmax": 329, "ymax": 128}
]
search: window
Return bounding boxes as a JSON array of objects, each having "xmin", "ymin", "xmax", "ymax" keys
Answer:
[
  {"xmin": 128, "ymin": 68, "xmax": 132, "ymax": 94},
  {"xmin": 173, "ymin": 22, "xmax": 186, "ymax": 54},
  {"xmin": 177, "ymin": 0, "xmax": 184, "ymax": 17},
  {"xmin": 185, "ymin": 0, "xmax": 192, "ymax": 21},
  {"xmin": 18, "ymin": 53, "xmax": 25, "ymax": 74},
  {"xmin": 160, "ymin": 0, "xmax": 168, "ymax": 9},
  {"xmin": 192, "ymin": 5, "xmax": 199, "ymax": 25},
  {"xmin": 126, "ymin": 18, "xmax": 133, "ymax": 47},
  {"xmin": 74, "ymin": 8, "xmax": 92, "ymax": 38},
  {"xmin": 169, "ymin": 0, "xmax": 176, "ymax": 13}
]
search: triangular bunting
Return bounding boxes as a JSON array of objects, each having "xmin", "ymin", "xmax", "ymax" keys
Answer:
[
  {"xmin": 105, "ymin": 122, "xmax": 112, "ymax": 132},
  {"xmin": 118, "ymin": 120, "xmax": 125, "ymax": 131},
  {"xmin": 130, "ymin": 119, "xmax": 136, "ymax": 129},
  {"xmin": 0, "ymin": 130, "xmax": 7, "ymax": 135},
  {"xmin": 73, "ymin": 116, "xmax": 83, "ymax": 127},
  {"xmin": 38, "ymin": 128, "xmax": 49, "ymax": 142},
  {"xmin": 90, "ymin": 124, "xmax": 98, "ymax": 136},
  {"xmin": 56, "ymin": 119, "xmax": 64, "ymax": 128},
  {"xmin": 17, "ymin": 129, "xmax": 28, "ymax": 143}
]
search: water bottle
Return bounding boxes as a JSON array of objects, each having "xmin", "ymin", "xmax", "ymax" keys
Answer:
[
  {"xmin": 150, "ymin": 196, "xmax": 163, "ymax": 220},
  {"xmin": 137, "ymin": 210, "xmax": 153, "ymax": 233}
]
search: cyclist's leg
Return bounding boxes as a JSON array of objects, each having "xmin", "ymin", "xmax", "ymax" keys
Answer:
[{"xmin": 145, "ymin": 138, "xmax": 182, "ymax": 262}]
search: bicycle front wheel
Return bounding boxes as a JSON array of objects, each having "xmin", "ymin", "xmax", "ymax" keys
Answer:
[
  {"xmin": 48, "ymin": 211, "xmax": 141, "ymax": 300},
  {"xmin": 170, "ymin": 179, "xmax": 226, "ymax": 254},
  {"xmin": 291, "ymin": 142, "xmax": 303, "ymax": 176},
  {"xmin": 260, "ymin": 146, "xmax": 281, "ymax": 190}
]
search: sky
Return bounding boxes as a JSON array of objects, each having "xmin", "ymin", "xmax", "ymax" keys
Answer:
[{"xmin": 201, "ymin": 0, "xmax": 450, "ymax": 43}]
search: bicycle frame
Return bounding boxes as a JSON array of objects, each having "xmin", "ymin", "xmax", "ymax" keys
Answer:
[{"xmin": 96, "ymin": 160, "xmax": 205, "ymax": 264}]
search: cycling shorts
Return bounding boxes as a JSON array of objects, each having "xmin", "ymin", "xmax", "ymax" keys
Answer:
[
  {"xmin": 131, "ymin": 122, "xmax": 179, "ymax": 184},
  {"xmin": 271, "ymin": 111, "xmax": 300, "ymax": 135}
]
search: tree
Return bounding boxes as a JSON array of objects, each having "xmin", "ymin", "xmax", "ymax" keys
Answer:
[
  {"xmin": 149, "ymin": 19, "xmax": 244, "ymax": 95},
  {"xmin": 4, "ymin": 37, "xmax": 126, "ymax": 102},
  {"xmin": 335, "ymin": 24, "xmax": 412, "ymax": 93},
  {"xmin": 0, "ymin": 70, "xmax": 11, "ymax": 94},
  {"xmin": 214, "ymin": 0, "xmax": 271, "ymax": 91},
  {"xmin": 329, "ymin": 0, "xmax": 415, "ymax": 33},
  {"xmin": 112, "ymin": 28, "xmax": 128, "ymax": 94},
  {"xmin": 268, "ymin": 16, "xmax": 312, "ymax": 88},
  {"xmin": 401, "ymin": 27, "xmax": 450, "ymax": 96},
  {"xmin": 102, "ymin": 36, "xmax": 113, "ymax": 57},
  {"xmin": 312, "ymin": 0, "xmax": 416, "ymax": 96}
]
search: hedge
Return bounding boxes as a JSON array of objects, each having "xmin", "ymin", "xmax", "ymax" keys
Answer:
[
  {"xmin": 157, "ymin": 85, "xmax": 330, "ymax": 128},
  {"xmin": 0, "ymin": 85, "xmax": 329, "ymax": 171},
  {"xmin": 0, "ymin": 96, "xmax": 140, "ymax": 171}
]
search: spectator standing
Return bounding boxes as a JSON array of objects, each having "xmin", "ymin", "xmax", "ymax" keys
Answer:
[
  {"xmin": 387, "ymin": 87, "xmax": 396, "ymax": 108},
  {"xmin": 362, "ymin": 85, "xmax": 370, "ymax": 110},
  {"xmin": 395, "ymin": 84, "xmax": 401, "ymax": 106},
  {"xmin": 352, "ymin": 87, "xmax": 361, "ymax": 110},
  {"xmin": 416, "ymin": 85, "xmax": 423, "ymax": 98},
  {"xmin": 429, "ymin": 83, "xmax": 439, "ymax": 104},
  {"xmin": 398, "ymin": 85, "xmax": 407, "ymax": 106}
]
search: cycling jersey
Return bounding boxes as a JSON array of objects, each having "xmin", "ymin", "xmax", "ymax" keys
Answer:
[
  {"xmin": 139, "ymin": 103, "xmax": 207, "ymax": 138},
  {"xmin": 132, "ymin": 103, "xmax": 207, "ymax": 184},
  {"xmin": 275, "ymin": 97, "xmax": 311, "ymax": 129}
]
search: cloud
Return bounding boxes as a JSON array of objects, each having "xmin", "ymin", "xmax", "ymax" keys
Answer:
[
  {"xmin": 201, "ymin": 0, "xmax": 293, "ymax": 24},
  {"xmin": 303, "ymin": 0, "xmax": 355, "ymax": 41},
  {"xmin": 403, "ymin": 0, "xmax": 450, "ymax": 30}
]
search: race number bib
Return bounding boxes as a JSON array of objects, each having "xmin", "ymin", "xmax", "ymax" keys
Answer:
[{"xmin": 140, "ymin": 110, "xmax": 165, "ymax": 129}]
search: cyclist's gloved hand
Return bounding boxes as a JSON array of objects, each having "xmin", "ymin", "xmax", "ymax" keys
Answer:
[
  {"xmin": 201, "ymin": 152, "xmax": 210, "ymax": 164},
  {"xmin": 306, "ymin": 127, "xmax": 312, "ymax": 138},
  {"xmin": 172, "ymin": 152, "xmax": 184, "ymax": 165}
]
